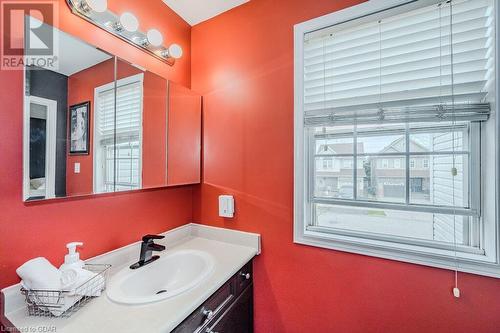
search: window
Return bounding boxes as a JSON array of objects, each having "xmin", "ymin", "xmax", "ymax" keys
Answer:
[
  {"xmin": 342, "ymin": 159, "xmax": 353, "ymax": 168},
  {"xmin": 94, "ymin": 74, "xmax": 143, "ymax": 193},
  {"xmin": 312, "ymin": 122, "xmax": 479, "ymax": 235},
  {"xmin": 324, "ymin": 158, "xmax": 334, "ymax": 169},
  {"xmin": 394, "ymin": 158, "xmax": 402, "ymax": 169},
  {"xmin": 294, "ymin": 0, "xmax": 499, "ymax": 277}
]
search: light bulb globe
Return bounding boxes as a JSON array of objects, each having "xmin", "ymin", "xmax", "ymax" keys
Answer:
[
  {"xmin": 85, "ymin": 0, "xmax": 107, "ymax": 13},
  {"xmin": 120, "ymin": 12, "xmax": 139, "ymax": 32},
  {"xmin": 168, "ymin": 44, "xmax": 183, "ymax": 59},
  {"xmin": 147, "ymin": 29, "xmax": 163, "ymax": 47}
]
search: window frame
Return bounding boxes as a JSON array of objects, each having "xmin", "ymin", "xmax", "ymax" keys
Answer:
[{"xmin": 294, "ymin": 0, "xmax": 500, "ymax": 278}]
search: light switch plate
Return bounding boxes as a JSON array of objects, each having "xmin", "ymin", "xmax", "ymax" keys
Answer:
[
  {"xmin": 219, "ymin": 195, "xmax": 234, "ymax": 218},
  {"xmin": 74, "ymin": 163, "xmax": 80, "ymax": 174}
]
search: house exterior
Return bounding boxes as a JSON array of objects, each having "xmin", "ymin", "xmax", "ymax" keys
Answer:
[
  {"xmin": 315, "ymin": 143, "xmax": 365, "ymax": 198},
  {"xmin": 316, "ymin": 138, "xmax": 430, "ymax": 202},
  {"xmin": 369, "ymin": 137, "xmax": 430, "ymax": 202}
]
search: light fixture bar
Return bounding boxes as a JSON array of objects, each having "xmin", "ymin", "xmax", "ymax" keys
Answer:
[{"xmin": 66, "ymin": 0, "xmax": 182, "ymax": 66}]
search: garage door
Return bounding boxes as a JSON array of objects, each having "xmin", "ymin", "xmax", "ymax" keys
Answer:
[{"xmin": 384, "ymin": 185, "xmax": 405, "ymax": 197}]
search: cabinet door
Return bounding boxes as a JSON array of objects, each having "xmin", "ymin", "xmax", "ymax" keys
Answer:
[
  {"xmin": 167, "ymin": 82, "xmax": 202, "ymax": 186},
  {"xmin": 208, "ymin": 284, "xmax": 253, "ymax": 333}
]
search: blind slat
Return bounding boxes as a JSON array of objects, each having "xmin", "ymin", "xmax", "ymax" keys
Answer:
[
  {"xmin": 304, "ymin": 17, "xmax": 490, "ymax": 62},
  {"xmin": 96, "ymin": 80, "xmax": 142, "ymax": 136},
  {"xmin": 302, "ymin": 0, "xmax": 493, "ymax": 125}
]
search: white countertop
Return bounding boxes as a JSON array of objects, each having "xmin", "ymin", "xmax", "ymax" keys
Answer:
[{"xmin": 1, "ymin": 224, "xmax": 260, "ymax": 333}]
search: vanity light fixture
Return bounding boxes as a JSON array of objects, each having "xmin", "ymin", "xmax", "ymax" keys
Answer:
[
  {"xmin": 66, "ymin": 0, "xmax": 181, "ymax": 66},
  {"xmin": 79, "ymin": 0, "xmax": 107, "ymax": 13}
]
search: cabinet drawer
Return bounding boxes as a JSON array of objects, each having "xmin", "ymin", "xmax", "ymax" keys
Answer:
[
  {"xmin": 173, "ymin": 259, "xmax": 254, "ymax": 333},
  {"xmin": 206, "ymin": 284, "xmax": 253, "ymax": 333},
  {"xmin": 234, "ymin": 261, "xmax": 253, "ymax": 296},
  {"xmin": 172, "ymin": 282, "xmax": 234, "ymax": 333}
]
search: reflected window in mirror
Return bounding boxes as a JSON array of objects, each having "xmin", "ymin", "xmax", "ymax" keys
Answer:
[{"xmin": 94, "ymin": 74, "xmax": 144, "ymax": 193}]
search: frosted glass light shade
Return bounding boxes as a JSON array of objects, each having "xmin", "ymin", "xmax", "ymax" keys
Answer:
[
  {"xmin": 120, "ymin": 12, "xmax": 139, "ymax": 32},
  {"xmin": 147, "ymin": 29, "xmax": 163, "ymax": 47},
  {"xmin": 84, "ymin": 0, "xmax": 107, "ymax": 12},
  {"xmin": 168, "ymin": 44, "xmax": 183, "ymax": 59}
]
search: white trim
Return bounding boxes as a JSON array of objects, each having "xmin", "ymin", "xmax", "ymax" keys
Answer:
[
  {"xmin": 93, "ymin": 81, "xmax": 107, "ymax": 193},
  {"xmin": 93, "ymin": 73, "xmax": 144, "ymax": 193},
  {"xmin": 293, "ymin": 0, "xmax": 500, "ymax": 277},
  {"xmin": 23, "ymin": 95, "xmax": 58, "ymax": 201}
]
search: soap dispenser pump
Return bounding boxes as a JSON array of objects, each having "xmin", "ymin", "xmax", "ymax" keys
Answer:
[{"xmin": 60, "ymin": 242, "xmax": 84, "ymax": 270}]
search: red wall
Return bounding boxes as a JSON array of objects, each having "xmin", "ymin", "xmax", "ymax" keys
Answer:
[
  {"xmin": 0, "ymin": 0, "xmax": 193, "ymax": 288},
  {"xmin": 191, "ymin": 1, "xmax": 500, "ymax": 332}
]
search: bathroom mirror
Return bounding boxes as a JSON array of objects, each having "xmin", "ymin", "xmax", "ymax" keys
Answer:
[{"xmin": 23, "ymin": 18, "xmax": 201, "ymax": 202}]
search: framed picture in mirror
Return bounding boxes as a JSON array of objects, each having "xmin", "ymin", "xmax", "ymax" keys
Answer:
[{"xmin": 69, "ymin": 101, "xmax": 90, "ymax": 155}]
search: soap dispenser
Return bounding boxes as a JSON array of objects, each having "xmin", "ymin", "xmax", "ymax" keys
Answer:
[{"xmin": 60, "ymin": 242, "xmax": 84, "ymax": 271}]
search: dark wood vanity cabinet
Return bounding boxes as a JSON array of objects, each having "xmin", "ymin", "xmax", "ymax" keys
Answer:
[{"xmin": 172, "ymin": 260, "xmax": 253, "ymax": 333}]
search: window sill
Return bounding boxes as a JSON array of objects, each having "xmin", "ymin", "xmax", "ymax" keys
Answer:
[{"xmin": 294, "ymin": 227, "xmax": 500, "ymax": 279}]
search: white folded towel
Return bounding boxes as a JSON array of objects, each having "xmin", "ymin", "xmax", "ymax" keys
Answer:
[
  {"xmin": 62, "ymin": 267, "xmax": 104, "ymax": 297},
  {"xmin": 16, "ymin": 257, "xmax": 61, "ymax": 290}
]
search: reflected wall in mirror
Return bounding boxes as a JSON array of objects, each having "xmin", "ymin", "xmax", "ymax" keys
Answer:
[
  {"xmin": 167, "ymin": 82, "xmax": 202, "ymax": 186},
  {"xmin": 23, "ymin": 18, "xmax": 202, "ymax": 202},
  {"xmin": 23, "ymin": 16, "xmax": 115, "ymax": 201}
]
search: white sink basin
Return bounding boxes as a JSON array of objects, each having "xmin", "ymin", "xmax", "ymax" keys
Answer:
[{"xmin": 107, "ymin": 249, "xmax": 215, "ymax": 305}]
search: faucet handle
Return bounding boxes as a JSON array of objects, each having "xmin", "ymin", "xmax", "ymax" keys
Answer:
[{"xmin": 142, "ymin": 234, "xmax": 165, "ymax": 242}]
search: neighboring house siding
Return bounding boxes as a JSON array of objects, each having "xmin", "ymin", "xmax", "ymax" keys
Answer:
[{"xmin": 432, "ymin": 132, "xmax": 465, "ymax": 244}]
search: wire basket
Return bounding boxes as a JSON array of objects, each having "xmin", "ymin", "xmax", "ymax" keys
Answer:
[{"xmin": 20, "ymin": 264, "xmax": 111, "ymax": 318}]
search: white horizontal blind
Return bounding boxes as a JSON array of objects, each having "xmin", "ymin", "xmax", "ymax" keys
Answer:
[
  {"xmin": 303, "ymin": 0, "xmax": 494, "ymax": 125},
  {"xmin": 115, "ymin": 82, "xmax": 142, "ymax": 137},
  {"xmin": 96, "ymin": 81, "xmax": 142, "ymax": 140},
  {"xmin": 96, "ymin": 88, "xmax": 115, "ymax": 138}
]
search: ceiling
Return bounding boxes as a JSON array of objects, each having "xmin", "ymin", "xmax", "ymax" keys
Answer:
[
  {"xmin": 162, "ymin": 0, "xmax": 249, "ymax": 26},
  {"xmin": 56, "ymin": 30, "xmax": 112, "ymax": 76},
  {"xmin": 29, "ymin": 16, "xmax": 111, "ymax": 76}
]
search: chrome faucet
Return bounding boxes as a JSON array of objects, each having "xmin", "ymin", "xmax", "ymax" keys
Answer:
[{"xmin": 130, "ymin": 235, "xmax": 166, "ymax": 269}]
